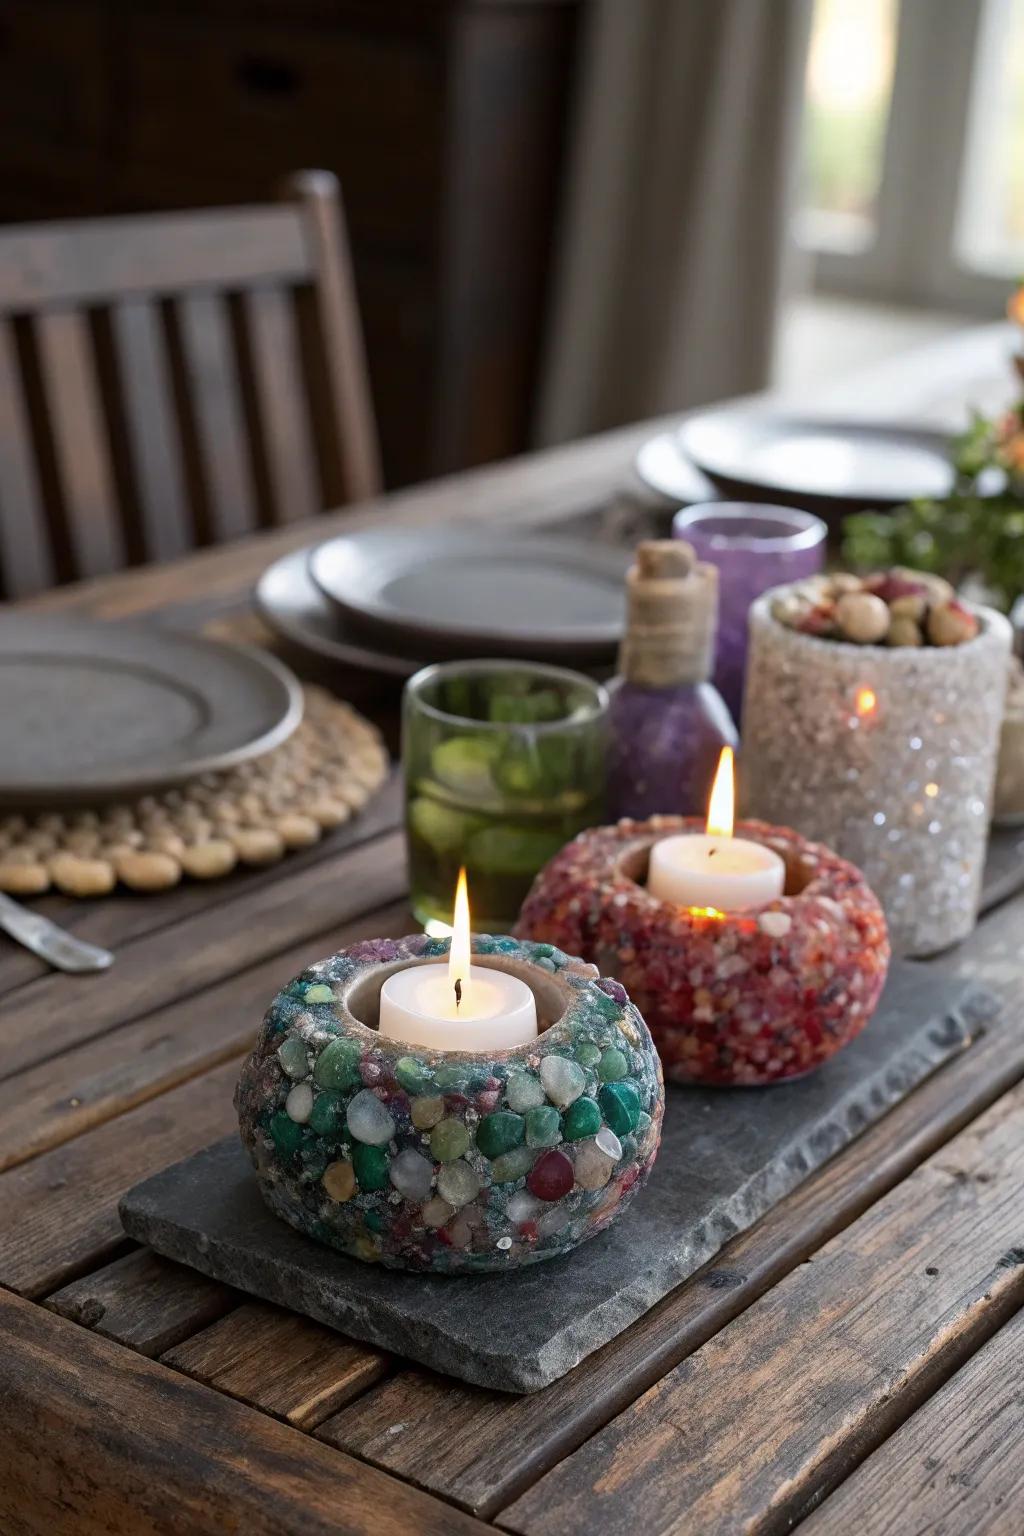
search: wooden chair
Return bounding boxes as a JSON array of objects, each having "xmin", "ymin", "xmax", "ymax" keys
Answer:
[{"xmin": 0, "ymin": 170, "xmax": 381, "ymax": 599}]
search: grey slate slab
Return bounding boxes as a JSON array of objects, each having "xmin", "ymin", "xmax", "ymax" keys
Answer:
[{"xmin": 121, "ymin": 961, "xmax": 995, "ymax": 1393}]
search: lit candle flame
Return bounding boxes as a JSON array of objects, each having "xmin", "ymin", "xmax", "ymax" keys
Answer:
[
  {"xmin": 855, "ymin": 686, "xmax": 877, "ymax": 718},
  {"xmin": 449, "ymin": 866, "xmax": 471, "ymax": 1007},
  {"xmin": 706, "ymin": 746, "xmax": 735, "ymax": 839}
]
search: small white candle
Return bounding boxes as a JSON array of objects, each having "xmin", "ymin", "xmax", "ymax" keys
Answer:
[
  {"xmin": 378, "ymin": 868, "xmax": 538, "ymax": 1051},
  {"xmin": 646, "ymin": 748, "xmax": 785, "ymax": 914}
]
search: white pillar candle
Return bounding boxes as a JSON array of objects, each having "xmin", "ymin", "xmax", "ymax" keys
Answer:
[
  {"xmin": 646, "ymin": 745, "xmax": 785, "ymax": 914},
  {"xmin": 378, "ymin": 867, "xmax": 538, "ymax": 1052},
  {"xmin": 646, "ymin": 832, "xmax": 785, "ymax": 913},
  {"xmin": 378, "ymin": 962, "xmax": 538, "ymax": 1052}
]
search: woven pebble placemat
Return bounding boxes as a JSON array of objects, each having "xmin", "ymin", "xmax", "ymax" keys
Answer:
[{"xmin": 0, "ymin": 686, "xmax": 388, "ymax": 897}]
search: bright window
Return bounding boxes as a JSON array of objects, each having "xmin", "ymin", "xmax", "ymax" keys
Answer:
[
  {"xmin": 798, "ymin": 0, "xmax": 900, "ymax": 252},
  {"xmin": 957, "ymin": 0, "xmax": 1024, "ymax": 274}
]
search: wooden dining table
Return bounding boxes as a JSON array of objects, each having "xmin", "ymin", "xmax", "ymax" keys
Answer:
[{"xmin": 3, "ymin": 402, "xmax": 1024, "ymax": 1536}]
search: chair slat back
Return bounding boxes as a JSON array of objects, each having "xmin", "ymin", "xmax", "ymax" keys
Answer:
[{"xmin": 0, "ymin": 171, "xmax": 380, "ymax": 599}]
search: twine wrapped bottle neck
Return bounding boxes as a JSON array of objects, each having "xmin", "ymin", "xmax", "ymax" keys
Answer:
[{"xmin": 617, "ymin": 539, "xmax": 718, "ymax": 688}]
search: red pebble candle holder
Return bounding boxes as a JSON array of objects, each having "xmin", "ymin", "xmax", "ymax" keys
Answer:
[{"xmin": 516, "ymin": 816, "xmax": 890, "ymax": 1087}]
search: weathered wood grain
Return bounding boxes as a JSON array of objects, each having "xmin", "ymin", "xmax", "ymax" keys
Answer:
[
  {"xmin": 0, "ymin": 901, "xmax": 411, "ymax": 1172},
  {"xmin": 0, "ymin": 773, "xmax": 401, "ymax": 1001},
  {"xmin": 0, "ymin": 827, "xmax": 405, "ymax": 1082},
  {"xmin": 802, "ymin": 1306, "xmax": 1024, "ymax": 1535},
  {"xmin": 162, "ymin": 1301, "xmax": 388, "ymax": 1429},
  {"xmin": 46, "ymin": 1248, "xmax": 235, "ymax": 1358},
  {"xmin": 0, "ymin": 1289, "xmax": 487, "ymax": 1536},
  {"xmin": 500, "ymin": 1086, "xmax": 1024, "ymax": 1536},
  {"xmin": 0, "ymin": 1058, "xmax": 242, "ymax": 1298}
]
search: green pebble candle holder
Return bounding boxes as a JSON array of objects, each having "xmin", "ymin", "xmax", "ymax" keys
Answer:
[{"xmin": 235, "ymin": 934, "xmax": 665, "ymax": 1273}]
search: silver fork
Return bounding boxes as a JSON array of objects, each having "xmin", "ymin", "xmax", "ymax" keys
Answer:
[{"xmin": 0, "ymin": 892, "xmax": 114, "ymax": 973}]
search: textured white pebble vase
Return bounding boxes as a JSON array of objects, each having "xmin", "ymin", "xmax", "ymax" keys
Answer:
[{"xmin": 741, "ymin": 586, "xmax": 1012, "ymax": 958}]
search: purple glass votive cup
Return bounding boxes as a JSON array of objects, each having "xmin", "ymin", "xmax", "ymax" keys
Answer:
[{"xmin": 672, "ymin": 503, "xmax": 827, "ymax": 722}]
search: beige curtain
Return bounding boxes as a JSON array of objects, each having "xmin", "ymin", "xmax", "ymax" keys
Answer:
[{"xmin": 535, "ymin": 0, "xmax": 812, "ymax": 445}]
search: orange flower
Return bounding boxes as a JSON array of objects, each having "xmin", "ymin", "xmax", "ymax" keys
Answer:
[{"xmin": 1008, "ymin": 284, "xmax": 1024, "ymax": 326}]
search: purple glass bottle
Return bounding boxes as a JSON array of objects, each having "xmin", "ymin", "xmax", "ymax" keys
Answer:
[
  {"xmin": 607, "ymin": 541, "xmax": 737, "ymax": 820},
  {"xmin": 672, "ymin": 503, "xmax": 827, "ymax": 723}
]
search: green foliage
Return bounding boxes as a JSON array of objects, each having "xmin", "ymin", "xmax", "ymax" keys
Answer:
[{"xmin": 842, "ymin": 410, "xmax": 1024, "ymax": 611}]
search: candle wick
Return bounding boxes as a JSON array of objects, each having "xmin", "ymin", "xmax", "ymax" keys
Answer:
[
  {"xmin": 454, "ymin": 977, "xmax": 462, "ymax": 1010},
  {"xmin": 708, "ymin": 848, "xmax": 717, "ymax": 857}
]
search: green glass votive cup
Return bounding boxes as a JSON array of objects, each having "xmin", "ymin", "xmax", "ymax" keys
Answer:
[{"xmin": 403, "ymin": 659, "xmax": 609, "ymax": 931}]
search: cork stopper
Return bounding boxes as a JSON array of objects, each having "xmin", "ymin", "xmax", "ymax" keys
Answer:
[{"xmin": 617, "ymin": 539, "xmax": 718, "ymax": 687}]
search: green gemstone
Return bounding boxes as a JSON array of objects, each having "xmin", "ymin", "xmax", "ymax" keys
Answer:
[
  {"xmin": 476, "ymin": 1111, "xmax": 525, "ymax": 1159},
  {"xmin": 525, "ymin": 1105, "xmax": 562, "ymax": 1148},
  {"xmin": 352, "ymin": 1143, "xmax": 390, "ymax": 1191},
  {"xmin": 599, "ymin": 1080, "xmax": 642, "ymax": 1138},
  {"xmin": 598, "ymin": 1047, "xmax": 629, "ymax": 1083},
  {"xmin": 277, "ymin": 1035, "xmax": 309, "ymax": 1079},
  {"xmin": 270, "ymin": 1111, "xmax": 304, "ymax": 1160},
  {"xmin": 430, "ymin": 1118, "xmax": 471, "ymax": 1162},
  {"xmin": 637, "ymin": 1111, "xmax": 653, "ymax": 1134},
  {"xmin": 308, "ymin": 1091, "xmax": 346, "ymax": 1138},
  {"xmin": 303, "ymin": 982, "xmax": 335, "ymax": 1004},
  {"xmin": 575, "ymin": 1041, "xmax": 602, "ymax": 1068},
  {"xmin": 395, "ymin": 1056, "xmax": 432, "ymax": 1095},
  {"xmin": 590, "ymin": 990, "xmax": 622, "ymax": 1022},
  {"xmin": 491, "ymin": 1145, "xmax": 537, "ymax": 1183},
  {"xmin": 434, "ymin": 1063, "xmax": 470, "ymax": 1092},
  {"xmin": 313, "ymin": 1038, "xmax": 362, "ymax": 1091},
  {"xmin": 562, "ymin": 1096, "xmax": 602, "ymax": 1141},
  {"xmin": 364, "ymin": 1209, "xmax": 384, "ymax": 1232}
]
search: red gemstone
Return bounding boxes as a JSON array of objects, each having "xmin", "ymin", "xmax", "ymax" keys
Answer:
[{"xmin": 527, "ymin": 1149, "xmax": 575, "ymax": 1202}]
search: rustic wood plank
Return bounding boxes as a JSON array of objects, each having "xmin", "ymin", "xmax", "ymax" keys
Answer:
[
  {"xmin": 500, "ymin": 1086, "xmax": 1024, "ymax": 1536},
  {"xmin": 0, "ymin": 315, "xmax": 54, "ymax": 598},
  {"xmin": 35, "ymin": 308, "xmax": 124, "ymax": 579},
  {"xmin": 802, "ymin": 1305, "xmax": 1024, "ymax": 1535},
  {"xmin": 162, "ymin": 1301, "xmax": 388, "ymax": 1429},
  {"xmin": 174, "ymin": 290, "xmax": 258, "ymax": 544},
  {"xmin": 110, "ymin": 298, "xmax": 193, "ymax": 563},
  {"xmin": 0, "ymin": 826, "xmax": 405, "ymax": 1082},
  {"xmin": 291, "ymin": 169, "xmax": 381, "ymax": 504},
  {"xmin": 46, "ymin": 1248, "xmax": 235, "ymax": 1358},
  {"xmin": 0, "ymin": 1057, "xmax": 242, "ymax": 1298},
  {"xmin": 242, "ymin": 286, "xmax": 320, "ymax": 525},
  {"xmin": 0, "ymin": 772, "xmax": 401, "ymax": 1002},
  {"xmin": 0, "ymin": 901, "xmax": 411, "ymax": 1172},
  {"xmin": 0, "ymin": 207, "xmax": 311, "ymax": 310},
  {"xmin": 0, "ymin": 1289, "xmax": 487, "ymax": 1536}
]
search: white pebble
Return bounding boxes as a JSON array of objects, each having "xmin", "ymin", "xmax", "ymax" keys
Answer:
[
  {"xmin": 595, "ymin": 1127, "xmax": 622, "ymax": 1161},
  {"xmin": 505, "ymin": 1071, "xmax": 545, "ymax": 1113},
  {"xmin": 540, "ymin": 1055, "xmax": 586, "ymax": 1107},
  {"xmin": 346, "ymin": 1088, "xmax": 396, "ymax": 1146},
  {"xmin": 436, "ymin": 1160, "xmax": 481, "ymax": 1208},
  {"xmin": 759, "ymin": 910, "xmax": 793, "ymax": 939},
  {"xmin": 507, "ymin": 1190, "xmax": 544, "ymax": 1225},
  {"xmin": 285, "ymin": 1083, "xmax": 314, "ymax": 1124},
  {"xmin": 389, "ymin": 1148, "xmax": 434, "ymax": 1201}
]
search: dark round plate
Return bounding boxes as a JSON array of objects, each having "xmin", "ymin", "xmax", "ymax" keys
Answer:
[
  {"xmin": 256, "ymin": 548, "xmax": 426, "ymax": 679},
  {"xmin": 308, "ymin": 529, "xmax": 629, "ymax": 659},
  {"xmin": 675, "ymin": 412, "xmax": 955, "ymax": 511},
  {"xmin": 0, "ymin": 616, "xmax": 303, "ymax": 806}
]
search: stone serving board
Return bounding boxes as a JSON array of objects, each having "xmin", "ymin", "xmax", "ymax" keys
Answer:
[{"xmin": 121, "ymin": 961, "xmax": 994, "ymax": 1393}]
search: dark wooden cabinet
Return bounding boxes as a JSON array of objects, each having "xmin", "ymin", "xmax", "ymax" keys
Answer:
[{"xmin": 0, "ymin": 0, "xmax": 581, "ymax": 486}]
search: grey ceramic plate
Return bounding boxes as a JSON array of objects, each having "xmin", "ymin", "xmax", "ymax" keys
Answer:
[
  {"xmin": 675, "ymin": 412, "xmax": 954, "ymax": 510},
  {"xmin": 308, "ymin": 529, "xmax": 629, "ymax": 659},
  {"xmin": 255, "ymin": 548, "xmax": 428, "ymax": 679},
  {"xmin": 0, "ymin": 616, "xmax": 303, "ymax": 806}
]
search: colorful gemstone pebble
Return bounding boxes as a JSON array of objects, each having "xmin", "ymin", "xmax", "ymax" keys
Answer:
[
  {"xmin": 516, "ymin": 816, "xmax": 890, "ymax": 1086},
  {"xmin": 236, "ymin": 932, "xmax": 664, "ymax": 1273},
  {"xmin": 527, "ymin": 1149, "xmax": 575, "ymax": 1202}
]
